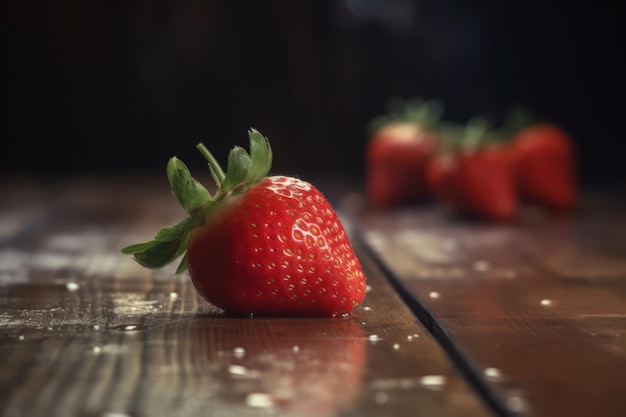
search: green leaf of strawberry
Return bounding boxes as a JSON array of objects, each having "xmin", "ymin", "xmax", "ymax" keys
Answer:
[
  {"xmin": 122, "ymin": 129, "xmax": 366, "ymax": 317},
  {"xmin": 368, "ymin": 97, "xmax": 444, "ymax": 135},
  {"xmin": 166, "ymin": 157, "xmax": 211, "ymax": 214}
]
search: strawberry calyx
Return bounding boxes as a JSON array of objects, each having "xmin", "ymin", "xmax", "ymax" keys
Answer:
[
  {"xmin": 461, "ymin": 117, "xmax": 496, "ymax": 151},
  {"xmin": 368, "ymin": 97, "xmax": 444, "ymax": 135},
  {"xmin": 434, "ymin": 117, "xmax": 497, "ymax": 155},
  {"xmin": 500, "ymin": 107, "xmax": 537, "ymax": 140},
  {"xmin": 121, "ymin": 128, "xmax": 272, "ymax": 274}
]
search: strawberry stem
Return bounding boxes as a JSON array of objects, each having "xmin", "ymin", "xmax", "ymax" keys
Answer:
[{"xmin": 197, "ymin": 143, "xmax": 226, "ymax": 184}]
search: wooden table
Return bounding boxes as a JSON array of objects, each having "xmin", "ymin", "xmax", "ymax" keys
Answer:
[{"xmin": 1, "ymin": 176, "xmax": 625, "ymax": 417}]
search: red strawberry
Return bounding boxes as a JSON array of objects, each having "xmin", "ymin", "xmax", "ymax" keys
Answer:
[
  {"xmin": 366, "ymin": 98, "xmax": 442, "ymax": 208},
  {"xmin": 122, "ymin": 129, "xmax": 366, "ymax": 317},
  {"xmin": 510, "ymin": 123, "xmax": 577, "ymax": 210},
  {"xmin": 426, "ymin": 120, "xmax": 517, "ymax": 221}
]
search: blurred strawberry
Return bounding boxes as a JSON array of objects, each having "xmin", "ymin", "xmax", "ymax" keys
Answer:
[
  {"xmin": 510, "ymin": 121, "xmax": 577, "ymax": 211},
  {"xmin": 366, "ymin": 98, "xmax": 443, "ymax": 209},
  {"xmin": 427, "ymin": 119, "xmax": 518, "ymax": 221},
  {"xmin": 499, "ymin": 108, "xmax": 577, "ymax": 211}
]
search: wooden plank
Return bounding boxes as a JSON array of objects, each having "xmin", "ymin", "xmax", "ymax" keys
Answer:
[
  {"xmin": 353, "ymin": 194, "xmax": 626, "ymax": 417},
  {"xmin": 0, "ymin": 177, "xmax": 493, "ymax": 417}
]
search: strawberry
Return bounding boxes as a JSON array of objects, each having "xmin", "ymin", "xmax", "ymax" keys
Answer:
[
  {"xmin": 366, "ymin": 98, "xmax": 443, "ymax": 208},
  {"xmin": 426, "ymin": 120, "xmax": 517, "ymax": 221},
  {"xmin": 510, "ymin": 123, "xmax": 577, "ymax": 211},
  {"xmin": 121, "ymin": 129, "xmax": 366, "ymax": 317}
]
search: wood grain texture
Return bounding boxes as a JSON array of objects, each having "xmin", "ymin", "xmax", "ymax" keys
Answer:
[
  {"xmin": 0, "ymin": 177, "xmax": 492, "ymax": 417},
  {"xmin": 353, "ymin": 193, "xmax": 626, "ymax": 417}
]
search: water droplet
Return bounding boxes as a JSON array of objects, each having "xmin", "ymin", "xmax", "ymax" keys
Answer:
[
  {"xmin": 368, "ymin": 334, "xmax": 380, "ymax": 342},
  {"xmin": 540, "ymin": 299, "xmax": 552, "ymax": 306},
  {"xmin": 484, "ymin": 367, "xmax": 501, "ymax": 380},
  {"xmin": 474, "ymin": 261, "xmax": 490, "ymax": 271},
  {"xmin": 66, "ymin": 282, "xmax": 80, "ymax": 291},
  {"xmin": 112, "ymin": 324, "xmax": 143, "ymax": 332},
  {"xmin": 393, "ymin": 343, "xmax": 400, "ymax": 350},
  {"xmin": 245, "ymin": 393, "xmax": 274, "ymax": 408},
  {"xmin": 228, "ymin": 365, "xmax": 248, "ymax": 376},
  {"xmin": 102, "ymin": 412, "xmax": 132, "ymax": 417},
  {"xmin": 18, "ymin": 335, "xmax": 24, "ymax": 341},
  {"xmin": 93, "ymin": 346, "xmax": 102, "ymax": 354},
  {"xmin": 292, "ymin": 345, "xmax": 300, "ymax": 353},
  {"xmin": 169, "ymin": 292, "xmax": 178, "ymax": 299},
  {"xmin": 428, "ymin": 291, "xmax": 440, "ymax": 299},
  {"xmin": 407, "ymin": 335, "xmax": 413, "ymax": 341},
  {"xmin": 365, "ymin": 285, "xmax": 372, "ymax": 293},
  {"xmin": 233, "ymin": 347, "xmax": 245, "ymax": 358},
  {"xmin": 374, "ymin": 391, "xmax": 389, "ymax": 404},
  {"xmin": 420, "ymin": 375, "xmax": 446, "ymax": 389},
  {"xmin": 363, "ymin": 306, "xmax": 372, "ymax": 311},
  {"xmin": 506, "ymin": 395, "xmax": 528, "ymax": 413},
  {"xmin": 92, "ymin": 325, "xmax": 101, "ymax": 331}
]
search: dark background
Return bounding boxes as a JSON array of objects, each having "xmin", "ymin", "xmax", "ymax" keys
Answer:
[{"xmin": 5, "ymin": 0, "xmax": 625, "ymax": 188}]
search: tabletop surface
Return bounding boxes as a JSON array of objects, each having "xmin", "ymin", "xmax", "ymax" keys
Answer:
[{"xmin": 1, "ymin": 176, "xmax": 625, "ymax": 417}]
